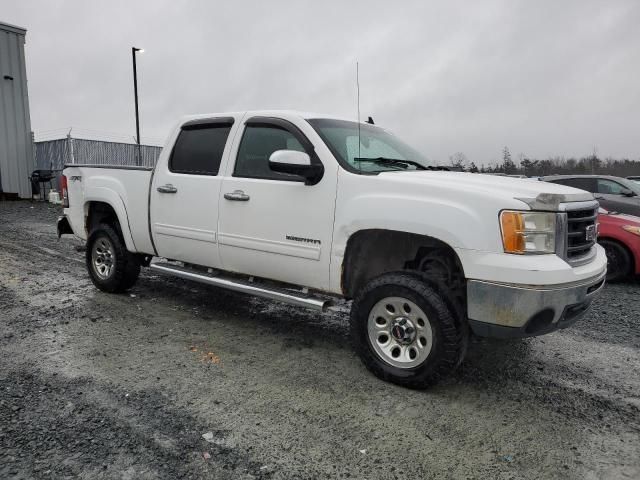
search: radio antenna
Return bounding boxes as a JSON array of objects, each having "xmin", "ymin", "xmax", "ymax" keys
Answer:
[{"xmin": 356, "ymin": 61, "xmax": 361, "ymax": 170}]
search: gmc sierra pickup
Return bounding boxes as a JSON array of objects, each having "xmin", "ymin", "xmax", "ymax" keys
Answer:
[{"xmin": 58, "ymin": 111, "xmax": 607, "ymax": 388}]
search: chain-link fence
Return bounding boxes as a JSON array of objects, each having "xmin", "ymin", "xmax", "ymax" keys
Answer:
[{"xmin": 34, "ymin": 136, "xmax": 162, "ymax": 172}]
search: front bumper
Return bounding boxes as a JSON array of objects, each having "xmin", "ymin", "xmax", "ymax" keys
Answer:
[{"xmin": 467, "ymin": 270, "xmax": 606, "ymax": 338}]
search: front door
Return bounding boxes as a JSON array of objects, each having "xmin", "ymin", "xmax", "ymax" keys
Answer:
[
  {"xmin": 150, "ymin": 118, "xmax": 235, "ymax": 267},
  {"xmin": 217, "ymin": 117, "xmax": 336, "ymax": 291}
]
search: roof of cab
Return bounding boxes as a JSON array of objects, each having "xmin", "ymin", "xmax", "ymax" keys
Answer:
[{"xmin": 177, "ymin": 110, "xmax": 364, "ymax": 124}]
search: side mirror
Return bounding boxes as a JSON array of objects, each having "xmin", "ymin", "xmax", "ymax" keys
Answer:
[
  {"xmin": 621, "ymin": 188, "xmax": 636, "ymax": 197},
  {"xmin": 269, "ymin": 150, "xmax": 324, "ymax": 185}
]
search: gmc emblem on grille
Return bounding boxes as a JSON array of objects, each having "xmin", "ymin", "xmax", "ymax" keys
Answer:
[{"xmin": 585, "ymin": 224, "xmax": 596, "ymax": 241}]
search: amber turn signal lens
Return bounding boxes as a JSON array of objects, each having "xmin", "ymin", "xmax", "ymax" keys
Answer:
[{"xmin": 500, "ymin": 211, "xmax": 526, "ymax": 254}]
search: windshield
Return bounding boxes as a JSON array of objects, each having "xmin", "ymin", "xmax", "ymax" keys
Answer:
[
  {"xmin": 620, "ymin": 177, "xmax": 640, "ymax": 194},
  {"xmin": 626, "ymin": 177, "xmax": 640, "ymax": 188},
  {"xmin": 307, "ymin": 118, "xmax": 430, "ymax": 173}
]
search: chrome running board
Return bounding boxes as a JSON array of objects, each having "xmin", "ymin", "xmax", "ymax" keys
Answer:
[{"xmin": 150, "ymin": 261, "xmax": 333, "ymax": 312}]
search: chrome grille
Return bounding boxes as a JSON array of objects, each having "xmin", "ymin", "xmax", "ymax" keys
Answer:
[{"xmin": 565, "ymin": 206, "xmax": 598, "ymax": 264}]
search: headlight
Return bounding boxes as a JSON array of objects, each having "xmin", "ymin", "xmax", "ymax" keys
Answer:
[
  {"xmin": 500, "ymin": 211, "xmax": 557, "ymax": 254},
  {"xmin": 622, "ymin": 225, "xmax": 640, "ymax": 237}
]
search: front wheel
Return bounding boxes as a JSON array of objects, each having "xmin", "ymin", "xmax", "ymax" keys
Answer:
[
  {"xmin": 599, "ymin": 239, "xmax": 632, "ymax": 283},
  {"xmin": 86, "ymin": 224, "xmax": 140, "ymax": 293},
  {"xmin": 350, "ymin": 272, "xmax": 466, "ymax": 389}
]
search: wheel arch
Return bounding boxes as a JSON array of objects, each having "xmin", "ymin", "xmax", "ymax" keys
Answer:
[
  {"xmin": 598, "ymin": 236, "xmax": 635, "ymax": 276},
  {"xmin": 84, "ymin": 196, "xmax": 137, "ymax": 252},
  {"xmin": 340, "ymin": 229, "xmax": 465, "ymax": 298}
]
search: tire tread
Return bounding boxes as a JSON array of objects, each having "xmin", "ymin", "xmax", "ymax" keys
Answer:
[
  {"xmin": 350, "ymin": 272, "xmax": 465, "ymax": 389},
  {"xmin": 86, "ymin": 223, "xmax": 140, "ymax": 293},
  {"xmin": 599, "ymin": 239, "xmax": 632, "ymax": 282}
]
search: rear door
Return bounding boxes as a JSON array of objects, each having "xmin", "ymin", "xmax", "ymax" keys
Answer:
[
  {"xmin": 217, "ymin": 116, "xmax": 337, "ymax": 290},
  {"xmin": 150, "ymin": 117, "xmax": 236, "ymax": 267}
]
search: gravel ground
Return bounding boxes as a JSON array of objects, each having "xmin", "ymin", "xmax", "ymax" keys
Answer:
[{"xmin": 0, "ymin": 201, "xmax": 639, "ymax": 479}]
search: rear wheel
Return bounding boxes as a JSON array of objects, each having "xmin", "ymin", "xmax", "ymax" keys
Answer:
[
  {"xmin": 600, "ymin": 239, "xmax": 632, "ymax": 282},
  {"xmin": 86, "ymin": 224, "xmax": 140, "ymax": 292},
  {"xmin": 350, "ymin": 272, "xmax": 465, "ymax": 389}
]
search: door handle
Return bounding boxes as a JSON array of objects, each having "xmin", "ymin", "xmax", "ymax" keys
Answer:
[
  {"xmin": 224, "ymin": 190, "xmax": 250, "ymax": 201},
  {"xmin": 157, "ymin": 184, "xmax": 178, "ymax": 194}
]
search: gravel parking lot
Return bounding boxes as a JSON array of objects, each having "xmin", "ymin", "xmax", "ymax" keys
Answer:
[{"xmin": 1, "ymin": 201, "xmax": 639, "ymax": 479}]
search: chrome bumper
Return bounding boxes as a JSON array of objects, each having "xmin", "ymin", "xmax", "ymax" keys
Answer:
[{"xmin": 467, "ymin": 271, "xmax": 606, "ymax": 338}]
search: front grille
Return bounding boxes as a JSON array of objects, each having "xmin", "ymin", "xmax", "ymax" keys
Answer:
[{"xmin": 565, "ymin": 206, "xmax": 598, "ymax": 263}]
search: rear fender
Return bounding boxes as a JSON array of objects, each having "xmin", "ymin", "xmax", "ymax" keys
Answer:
[{"xmin": 84, "ymin": 188, "xmax": 137, "ymax": 252}]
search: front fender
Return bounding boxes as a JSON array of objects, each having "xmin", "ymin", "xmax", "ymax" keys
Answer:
[
  {"xmin": 328, "ymin": 194, "xmax": 494, "ymax": 294},
  {"xmin": 333, "ymin": 193, "xmax": 495, "ymax": 257}
]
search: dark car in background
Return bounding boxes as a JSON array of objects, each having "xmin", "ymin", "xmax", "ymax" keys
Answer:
[
  {"xmin": 543, "ymin": 175, "xmax": 640, "ymax": 216},
  {"xmin": 628, "ymin": 176, "xmax": 640, "ymax": 185}
]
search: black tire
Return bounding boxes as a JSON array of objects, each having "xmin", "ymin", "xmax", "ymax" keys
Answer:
[
  {"xmin": 350, "ymin": 272, "xmax": 465, "ymax": 389},
  {"xmin": 406, "ymin": 248, "xmax": 469, "ymax": 366},
  {"xmin": 86, "ymin": 223, "xmax": 140, "ymax": 293},
  {"xmin": 599, "ymin": 239, "xmax": 632, "ymax": 282}
]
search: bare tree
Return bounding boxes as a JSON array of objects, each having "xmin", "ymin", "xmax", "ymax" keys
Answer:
[{"xmin": 449, "ymin": 152, "xmax": 468, "ymax": 171}]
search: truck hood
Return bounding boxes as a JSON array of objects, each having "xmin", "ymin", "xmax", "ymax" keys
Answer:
[{"xmin": 378, "ymin": 171, "xmax": 595, "ymax": 210}]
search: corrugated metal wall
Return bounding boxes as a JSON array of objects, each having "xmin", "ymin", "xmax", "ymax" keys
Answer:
[
  {"xmin": 34, "ymin": 138, "xmax": 162, "ymax": 170},
  {"xmin": 34, "ymin": 139, "xmax": 69, "ymax": 171},
  {"xmin": 0, "ymin": 21, "xmax": 34, "ymax": 199}
]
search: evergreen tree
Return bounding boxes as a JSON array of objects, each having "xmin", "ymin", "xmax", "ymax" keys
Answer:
[
  {"xmin": 520, "ymin": 157, "xmax": 537, "ymax": 176},
  {"xmin": 501, "ymin": 146, "xmax": 516, "ymax": 174}
]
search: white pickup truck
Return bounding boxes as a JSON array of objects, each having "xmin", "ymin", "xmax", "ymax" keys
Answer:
[{"xmin": 58, "ymin": 110, "xmax": 607, "ymax": 388}]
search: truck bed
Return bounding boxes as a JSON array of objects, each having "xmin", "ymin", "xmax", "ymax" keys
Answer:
[{"xmin": 63, "ymin": 164, "xmax": 155, "ymax": 255}]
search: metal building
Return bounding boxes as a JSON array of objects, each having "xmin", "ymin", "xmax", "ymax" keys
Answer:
[{"xmin": 0, "ymin": 21, "xmax": 34, "ymax": 199}]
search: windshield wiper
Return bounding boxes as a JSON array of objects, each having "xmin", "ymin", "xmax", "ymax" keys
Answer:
[{"xmin": 353, "ymin": 157, "xmax": 426, "ymax": 170}]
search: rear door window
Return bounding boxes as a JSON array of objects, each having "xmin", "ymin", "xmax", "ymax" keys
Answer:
[{"xmin": 170, "ymin": 123, "xmax": 232, "ymax": 175}]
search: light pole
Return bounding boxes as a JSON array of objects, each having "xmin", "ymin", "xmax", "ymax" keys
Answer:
[{"xmin": 132, "ymin": 47, "xmax": 144, "ymax": 165}]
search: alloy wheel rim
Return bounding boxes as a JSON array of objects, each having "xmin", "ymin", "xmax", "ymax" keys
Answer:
[
  {"xmin": 367, "ymin": 296, "xmax": 433, "ymax": 369},
  {"xmin": 92, "ymin": 237, "xmax": 115, "ymax": 280}
]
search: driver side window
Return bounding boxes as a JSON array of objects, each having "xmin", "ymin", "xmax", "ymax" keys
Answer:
[
  {"xmin": 234, "ymin": 125, "xmax": 305, "ymax": 181},
  {"xmin": 597, "ymin": 179, "xmax": 626, "ymax": 195}
]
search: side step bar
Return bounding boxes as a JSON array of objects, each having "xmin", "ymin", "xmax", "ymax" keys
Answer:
[{"xmin": 150, "ymin": 262, "xmax": 334, "ymax": 312}]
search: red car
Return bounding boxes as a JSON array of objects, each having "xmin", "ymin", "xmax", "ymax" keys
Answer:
[{"xmin": 597, "ymin": 208, "xmax": 640, "ymax": 281}]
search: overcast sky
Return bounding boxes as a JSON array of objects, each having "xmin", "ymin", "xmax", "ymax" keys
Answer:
[{"xmin": 2, "ymin": 0, "xmax": 639, "ymax": 165}]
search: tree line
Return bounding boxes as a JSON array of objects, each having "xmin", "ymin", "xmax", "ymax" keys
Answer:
[{"xmin": 448, "ymin": 148, "xmax": 640, "ymax": 177}]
